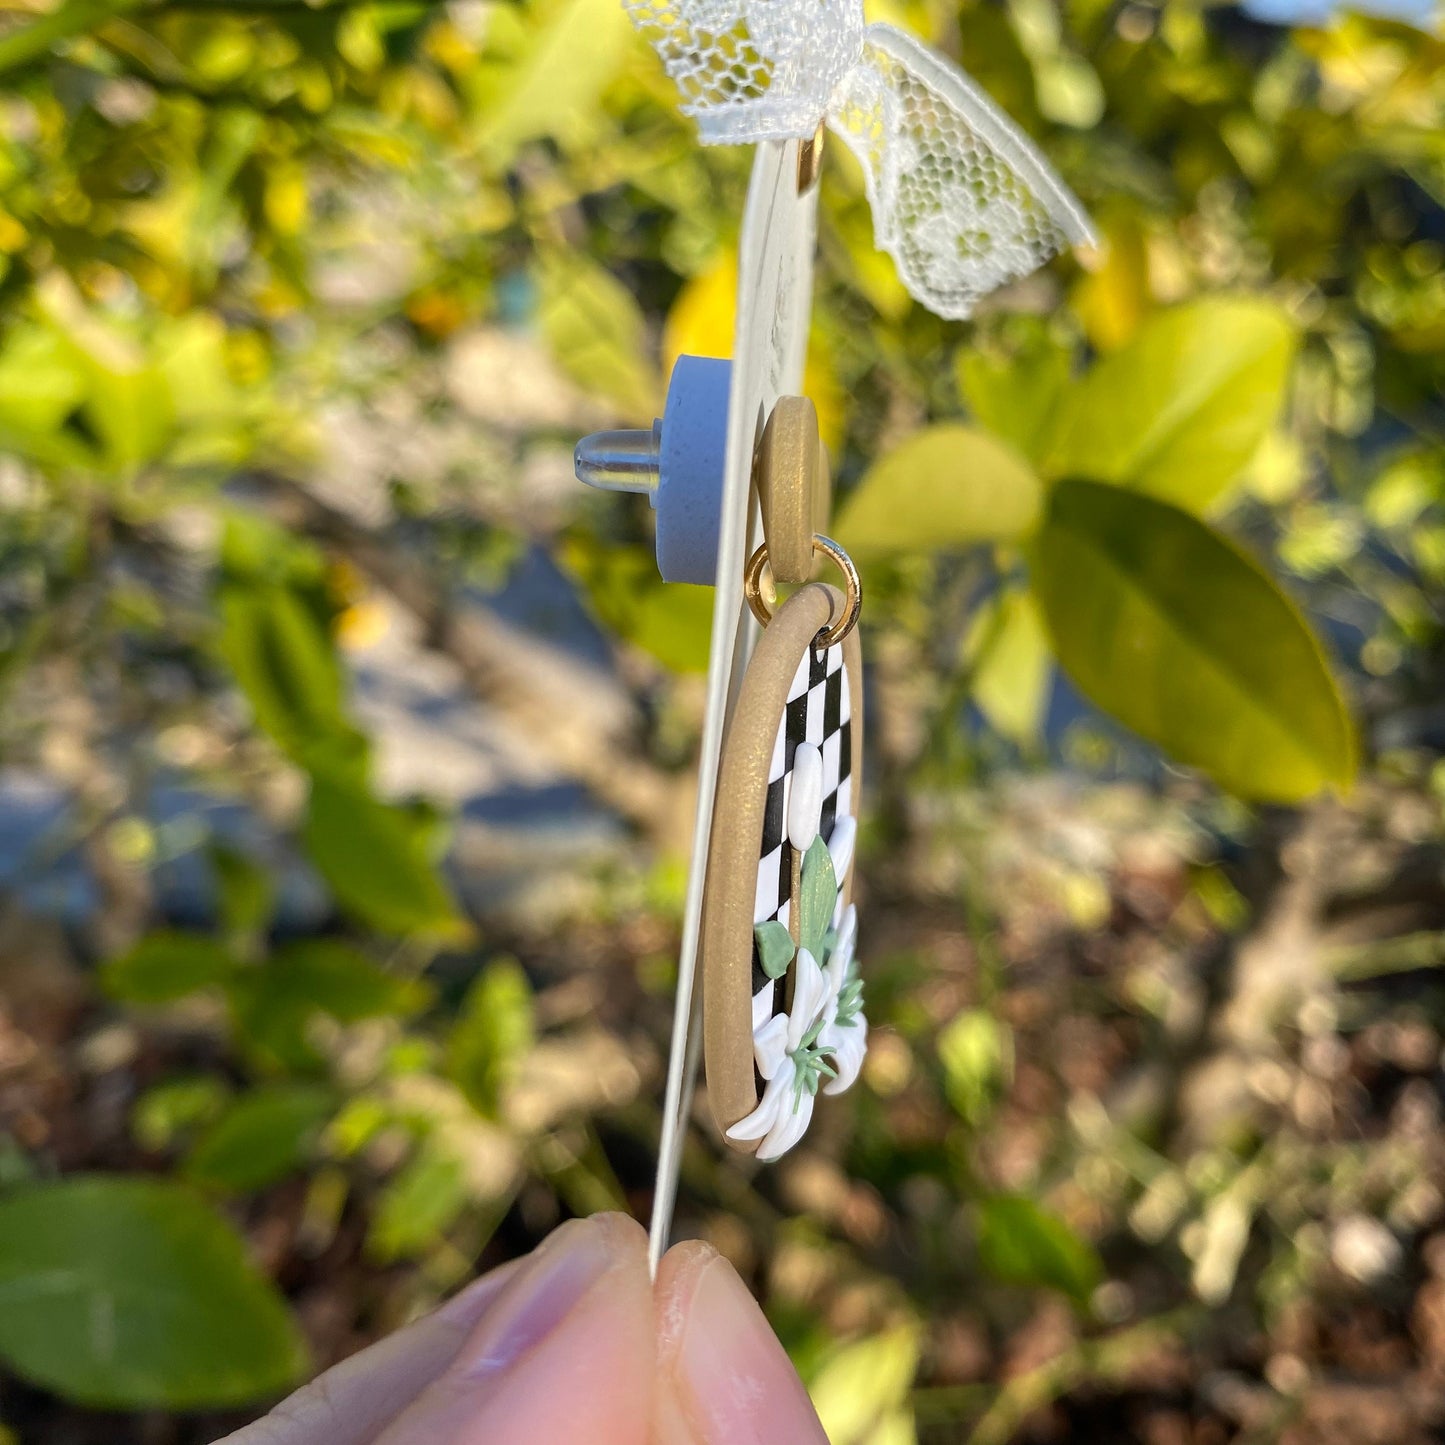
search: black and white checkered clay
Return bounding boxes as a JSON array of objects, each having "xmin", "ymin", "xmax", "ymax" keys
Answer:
[{"xmin": 750, "ymin": 639, "xmax": 853, "ymax": 993}]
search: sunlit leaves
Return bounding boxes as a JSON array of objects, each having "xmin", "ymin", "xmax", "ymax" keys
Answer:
[
  {"xmin": 938, "ymin": 1009, "xmax": 1014, "ymax": 1127},
  {"xmin": 218, "ymin": 579, "xmax": 362, "ymax": 778},
  {"xmin": 476, "ymin": 0, "xmax": 634, "ymax": 165},
  {"xmin": 1069, "ymin": 214, "xmax": 1151, "ymax": 353},
  {"xmin": 367, "ymin": 1145, "xmax": 470, "ymax": 1264},
  {"xmin": 186, "ymin": 1086, "xmax": 333, "ymax": 1193},
  {"xmin": 837, "ymin": 424, "xmax": 1043, "ymax": 557},
  {"xmin": 0, "ymin": 325, "xmax": 86, "ymax": 437},
  {"xmin": 101, "ymin": 931, "xmax": 237, "ymax": 1004},
  {"xmin": 230, "ymin": 939, "xmax": 432, "ymax": 1069},
  {"xmin": 976, "ymin": 1193, "xmax": 1104, "ymax": 1305},
  {"xmin": 1032, "ymin": 480, "xmax": 1355, "ymax": 803},
  {"xmin": 448, "ymin": 959, "xmax": 535, "ymax": 1117},
  {"xmin": 1047, "ymin": 297, "xmax": 1298, "ymax": 512},
  {"xmin": 0, "ymin": 1178, "xmax": 306, "ymax": 1409},
  {"xmin": 0, "ymin": 280, "xmax": 261, "ymax": 478},
  {"xmin": 561, "ymin": 537, "xmax": 712, "ymax": 673},
  {"xmin": 537, "ymin": 252, "xmax": 659, "ymax": 423},
  {"xmin": 809, "ymin": 1325, "xmax": 921, "ymax": 1445},
  {"xmin": 964, "ymin": 590, "xmax": 1052, "ymax": 748},
  {"xmin": 956, "ymin": 334, "xmax": 1071, "ymax": 467},
  {"xmin": 304, "ymin": 775, "xmax": 469, "ymax": 942},
  {"xmin": 216, "ymin": 515, "xmax": 466, "ymax": 939}
]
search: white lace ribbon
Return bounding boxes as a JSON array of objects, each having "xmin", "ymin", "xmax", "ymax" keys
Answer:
[{"xmin": 622, "ymin": 1, "xmax": 1096, "ymax": 318}]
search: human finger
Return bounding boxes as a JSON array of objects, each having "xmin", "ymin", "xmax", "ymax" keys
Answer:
[
  {"xmin": 652, "ymin": 1240, "xmax": 830, "ymax": 1445},
  {"xmin": 372, "ymin": 1212, "xmax": 654, "ymax": 1445},
  {"xmin": 216, "ymin": 1260, "xmax": 524, "ymax": 1445}
]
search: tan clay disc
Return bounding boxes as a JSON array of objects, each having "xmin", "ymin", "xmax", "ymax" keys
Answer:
[{"xmin": 754, "ymin": 396, "xmax": 831, "ymax": 585}]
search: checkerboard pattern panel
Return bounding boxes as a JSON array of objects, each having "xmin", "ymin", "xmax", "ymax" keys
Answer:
[{"xmin": 750, "ymin": 640, "xmax": 854, "ymax": 994}]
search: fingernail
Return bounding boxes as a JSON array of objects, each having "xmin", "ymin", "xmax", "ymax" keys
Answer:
[
  {"xmin": 452, "ymin": 1220, "xmax": 613, "ymax": 1377},
  {"xmin": 434, "ymin": 1258, "xmax": 524, "ymax": 1328},
  {"xmin": 661, "ymin": 1246, "xmax": 830, "ymax": 1444}
]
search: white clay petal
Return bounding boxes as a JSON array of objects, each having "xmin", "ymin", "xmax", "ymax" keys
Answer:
[
  {"xmin": 753, "ymin": 1013, "xmax": 789, "ymax": 1080},
  {"xmin": 827, "ymin": 813, "xmax": 856, "ymax": 881},
  {"xmin": 824, "ymin": 1015, "xmax": 868, "ymax": 1095},
  {"xmin": 787, "ymin": 743, "xmax": 824, "ymax": 851},
  {"xmin": 757, "ymin": 1088, "xmax": 814, "ymax": 1161},
  {"xmin": 752, "ymin": 985, "xmax": 777, "ymax": 1034},
  {"xmin": 787, "ymin": 948, "xmax": 828, "ymax": 1048},
  {"xmin": 726, "ymin": 1068, "xmax": 791, "ymax": 1142},
  {"xmin": 828, "ymin": 906, "xmax": 857, "ymax": 989}
]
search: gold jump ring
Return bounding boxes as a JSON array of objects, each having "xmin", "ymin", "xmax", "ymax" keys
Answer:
[{"xmin": 744, "ymin": 534, "xmax": 862, "ymax": 648}]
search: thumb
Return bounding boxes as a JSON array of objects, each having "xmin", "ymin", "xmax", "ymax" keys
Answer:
[
  {"xmin": 653, "ymin": 1241, "xmax": 831, "ymax": 1445},
  {"xmin": 374, "ymin": 1213, "xmax": 654, "ymax": 1445}
]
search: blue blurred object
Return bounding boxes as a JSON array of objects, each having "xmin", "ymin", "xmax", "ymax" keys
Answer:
[{"xmin": 1241, "ymin": 0, "xmax": 1437, "ymax": 26}]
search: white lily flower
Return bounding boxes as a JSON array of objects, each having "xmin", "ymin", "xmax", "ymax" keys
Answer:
[
  {"xmin": 727, "ymin": 947, "xmax": 833, "ymax": 1159},
  {"xmin": 731, "ymin": 884, "xmax": 868, "ymax": 1159}
]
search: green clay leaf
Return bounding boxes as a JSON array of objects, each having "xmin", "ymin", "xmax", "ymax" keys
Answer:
[
  {"xmin": 754, "ymin": 920, "xmax": 796, "ymax": 980},
  {"xmin": 797, "ymin": 837, "xmax": 838, "ymax": 960}
]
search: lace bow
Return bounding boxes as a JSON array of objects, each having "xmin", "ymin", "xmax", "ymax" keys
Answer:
[{"xmin": 623, "ymin": 1, "xmax": 1096, "ymax": 319}]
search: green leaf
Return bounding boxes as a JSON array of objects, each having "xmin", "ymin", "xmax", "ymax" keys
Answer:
[
  {"xmin": 303, "ymin": 775, "xmax": 469, "ymax": 940},
  {"xmin": 210, "ymin": 843, "xmax": 275, "ymax": 939},
  {"xmin": 536, "ymin": 252, "xmax": 659, "ymax": 422},
  {"xmin": 478, "ymin": 0, "xmax": 633, "ymax": 163},
  {"xmin": 956, "ymin": 339, "xmax": 1071, "ymax": 468},
  {"xmin": 561, "ymin": 538, "xmax": 712, "ymax": 673},
  {"xmin": 966, "ymin": 590, "xmax": 1053, "ymax": 747},
  {"xmin": 101, "ymin": 931, "xmax": 237, "ymax": 1004},
  {"xmin": 230, "ymin": 940, "xmax": 431, "ymax": 1073},
  {"xmin": 975, "ymin": 1194, "xmax": 1103, "ymax": 1305},
  {"xmin": 1047, "ymin": 296, "xmax": 1297, "ymax": 512},
  {"xmin": 186, "ymin": 1086, "xmax": 334, "ymax": 1193},
  {"xmin": 367, "ymin": 1145, "xmax": 470, "ymax": 1263},
  {"xmin": 796, "ymin": 837, "xmax": 837, "ymax": 961},
  {"xmin": 0, "ymin": 324, "xmax": 87, "ymax": 436},
  {"xmin": 836, "ymin": 424, "xmax": 1043, "ymax": 558},
  {"xmin": 0, "ymin": 1176, "xmax": 307, "ymax": 1408},
  {"xmin": 937, "ymin": 1009, "xmax": 1014, "ymax": 1127},
  {"xmin": 755, "ymin": 920, "xmax": 796, "ymax": 980},
  {"xmin": 58, "ymin": 322, "xmax": 173, "ymax": 473},
  {"xmin": 156, "ymin": 313, "xmax": 248, "ymax": 468},
  {"xmin": 267, "ymin": 939, "xmax": 432, "ymax": 1021},
  {"xmin": 132, "ymin": 1077, "xmax": 230, "ymax": 1153},
  {"xmin": 217, "ymin": 578, "xmax": 365, "ymax": 779},
  {"xmin": 85, "ymin": 364, "xmax": 175, "ymax": 474},
  {"xmin": 1031, "ymin": 480, "xmax": 1355, "ymax": 803},
  {"xmin": 808, "ymin": 1325, "xmax": 921, "ymax": 1445},
  {"xmin": 448, "ymin": 959, "xmax": 535, "ymax": 1117}
]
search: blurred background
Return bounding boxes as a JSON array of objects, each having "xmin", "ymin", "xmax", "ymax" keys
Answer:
[{"xmin": 0, "ymin": 0, "xmax": 1442, "ymax": 1441}]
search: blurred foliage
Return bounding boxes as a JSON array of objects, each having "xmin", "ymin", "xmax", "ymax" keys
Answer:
[{"xmin": 0, "ymin": 0, "xmax": 1441, "ymax": 1437}]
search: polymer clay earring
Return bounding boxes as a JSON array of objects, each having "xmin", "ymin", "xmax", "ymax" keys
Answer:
[{"xmin": 701, "ymin": 540, "xmax": 866, "ymax": 1160}]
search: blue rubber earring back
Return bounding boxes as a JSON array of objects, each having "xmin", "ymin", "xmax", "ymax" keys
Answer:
[{"xmin": 575, "ymin": 354, "xmax": 732, "ymax": 586}]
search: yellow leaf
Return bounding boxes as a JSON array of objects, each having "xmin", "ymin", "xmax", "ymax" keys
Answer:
[
  {"xmin": 967, "ymin": 590, "xmax": 1052, "ymax": 746},
  {"xmin": 837, "ymin": 424, "xmax": 1043, "ymax": 556},
  {"xmin": 1072, "ymin": 214, "xmax": 1151, "ymax": 353},
  {"xmin": 665, "ymin": 255, "xmax": 845, "ymax": 453},
  {"xmin": 810, "ymin": 1326, "xmax": 921, "ymax": 1445}
]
